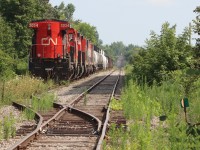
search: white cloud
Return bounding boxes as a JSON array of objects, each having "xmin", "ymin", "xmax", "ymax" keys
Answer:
[{"xmin": 147, "ymin": 0, "xmax": 174, "ymax": 6}]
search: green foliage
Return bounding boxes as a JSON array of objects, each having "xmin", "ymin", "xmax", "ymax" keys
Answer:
[
  {"xmin": 104, "ymin": 42, "xmax": 125, "ymax": 61},
  {"xmin": 16, "ymin": 59, "xmax": 28, "ymax": 75},
  {"xmin": 0, "ymin": 75, "xmax": 54, "ymax": 105},
  {"xmin": 0, "ymin": 16, "xmax": 15, "ymax": 55},
  {"xmin": 73, "ymin": 21, "xmax": 99, "ymax": 45},
  {"xmin": 170, "ymin": 69, "xmax": 200, "ymax": 96},
  {"xmin": 110, "ymin": 98, "xmax": 123, "ymax": 110},
  {"xmin": 23, "ymin": 108, "xmax": 35, "ymax": 120},
  {"xmin": 106, "ymin": 124, "xmax": 128, "ymax": 150},
  {"xmin": 193, "ymin": 6, "xmax": 200, "ymax": 70},
  {"xmin": 132, "ymin": 22, "xmax": 193, "ymax": 85},
  {"xmin": 0, "ymin": 0, "xmax": 59, "ymax": 59},
  {"xmin": 105, "ymin": 67, "xmax": 200, "ymax": 149},
  {"xmin": 55, "ymin": 2, "xmax": 75, "ymax": 21},
  {"xmin": 0, "ymin": 50, "xmax": 16, "ymax": 80},
  {"xmin": 124, "ymin": 44, "xmax": 144, "ymax": 64},
  {"xmin": 31, "ymin": 93, "xmax": 54, "ymax": 112},
  {"xmin": 193, "ymin": 6, "xmax": 200, "ymax": 35},
  {"xmin": 3, "ymin": 114, "xmax": 16, "ymax": 139}
]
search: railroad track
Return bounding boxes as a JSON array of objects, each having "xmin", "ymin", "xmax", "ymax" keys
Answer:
[{"xmin": 9, "ymin": 69, "xmax": 122, "ymax": 150}]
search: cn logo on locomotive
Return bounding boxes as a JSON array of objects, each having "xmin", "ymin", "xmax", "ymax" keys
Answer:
[{"xmin": 41, "ymin": 37, "xmax": 57, "ymax": 45}]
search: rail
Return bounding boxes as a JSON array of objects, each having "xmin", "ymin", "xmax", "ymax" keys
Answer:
[
  {"xmin": 8, "ymin": 102, "xmax": 43, "ymax": 150},
  {"xmin": 9, "ymin": 69, "xmax": 117, "ymax": 149},
  {"xmin": 96, "ymin": 70, "xmax": 121, "ymax": 150}
]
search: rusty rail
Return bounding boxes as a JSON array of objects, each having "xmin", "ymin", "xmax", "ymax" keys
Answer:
[
  {"xmin": 67, "ymin": 106, "xmax": 102, "ymax": 134},
  {"xmin": 69, "ymin": 70, "xmax": 115, "ymax": 107},
  {"xmin": 9, "ymin": 70, "xmax": 115, "ymax": 149},
  {"xmin": 96, "ymin": 70, "xmax": 121, "ymax": 150},
  {"xmin": 8, "ymin": 102, "xmax": 43, "ymax": 150}
]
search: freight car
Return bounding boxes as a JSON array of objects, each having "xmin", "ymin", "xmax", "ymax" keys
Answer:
[{"xmin": 28, "ymin": 19, "xmax": 112, "ymax": 80}]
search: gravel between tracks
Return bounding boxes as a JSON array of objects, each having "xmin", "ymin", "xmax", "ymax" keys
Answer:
[
  {"xmin": 0, "ymin": 105, "xmax": 36, "ymax": 150},
  {"xmin": 52, "ymin": 70, "xmax": 113, "ymax": 105},
  {"xmin": 0, "ymin": 70, "xmax": 112, "ymax": 149}
]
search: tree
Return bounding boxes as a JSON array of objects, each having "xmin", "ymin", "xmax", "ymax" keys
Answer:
[
  {"xmin": 132, "ymin": 22, "xmax": 193, "ymax": 85},
  {"xmin": 0, "ymin": 16, "xmax": 15, "ymax": 56},
  {"xmin": 193, "ymin": 6, "xmax": 200, "ymax": 69},
  {"xmin": 0, "ymin": 0, "xmax": 58, "ymax": 58},
  {"xmin": 73, "ymin": 21, "xmax": 99, "ymax": 45},
  {"xmin": 55, "ymin": 2, "xmax": 75, "ymax": 21},
  {"xmin": 124, "ymin": 44, "xmax": 144, "ymax": 64},
  {"xmin": 0, "ymin": 50, "xmax": 16, "ymax": 79}
]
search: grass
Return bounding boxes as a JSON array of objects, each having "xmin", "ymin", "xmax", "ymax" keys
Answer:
[
  {"xmin": 0, "ymin": 113, "xmax": 16, "ymax": 140},
  {"xmin": 31, "ymin": 93, "xmax": 55, "ymax": 112},
  {"xmin": 104, "ymin": 66, "xmax": 200, "ymax": 149},
  {"xmin": 110, "ymin": 98, "xmax": 123, "ymax": 111},
  {"xmin": 0, "ymin": 75, "xmax": 56, "ymax": 139},
  {"xmin": 0, "ymin": 75, "xmax": 55, "ymax": 106},
  {"xmin": 23, "ymin": 108, "xmax": 36, "ymax": 120}
]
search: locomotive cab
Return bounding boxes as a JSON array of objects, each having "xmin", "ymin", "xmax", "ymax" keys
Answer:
[{"xmin": 28, "ymin": 20, "xmax": 70, "ymax": 79}]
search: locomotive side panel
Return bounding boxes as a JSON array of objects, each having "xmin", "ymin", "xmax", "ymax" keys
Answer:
[{"xmin": 29, "ymin": 19, "xmax": 112, "ymax": 80}]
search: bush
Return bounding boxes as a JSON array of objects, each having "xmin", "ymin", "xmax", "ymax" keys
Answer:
[{"xmin": 105, "ymin": 67, "xmax": 200, "ymax": 149}]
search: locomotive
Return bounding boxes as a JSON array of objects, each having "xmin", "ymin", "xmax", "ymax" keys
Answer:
[{"xmin": 28, "ymin": 19, "xmax": 112, "ymax": 80}]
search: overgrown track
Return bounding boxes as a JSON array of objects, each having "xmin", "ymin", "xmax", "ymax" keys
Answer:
[
  {"xmin": 10, "ymin": 70, "xmax": 121, "ymax": 150},
  {"xmin": 8, "ymin": 103, "xmax": 63, "ymax": 150}
]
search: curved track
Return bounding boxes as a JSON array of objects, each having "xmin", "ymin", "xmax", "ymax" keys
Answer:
[{"xmin": 9, "ymin": 69, "xmax": 122, "ymax": 150}]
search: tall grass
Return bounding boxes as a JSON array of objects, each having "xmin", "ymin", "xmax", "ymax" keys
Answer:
[
  {"xmin": 31, "ymin": 93, "xmax": 54, "ymax": 112},
  {"xmin": 0, "ymin": 113, "xmax": 17, "ymax": 140},
  {"xmin": 0, "ymin": 75, "xmax": 54, "ymax": 106},
  {"xmin": 23, "ymin": 92, "xmax": 55, "ymax": 120},
  {"xmin": 104, "ymin": 66, "xmax": 200, "ymax": 149}
]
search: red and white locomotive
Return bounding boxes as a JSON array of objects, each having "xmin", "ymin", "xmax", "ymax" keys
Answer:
[{"xmin": 28, "ymin": 19, "xmax": 112, "ymax": 80}]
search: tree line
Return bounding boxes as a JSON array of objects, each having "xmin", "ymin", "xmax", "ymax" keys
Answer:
[
  {"xmin": 0, "ymin": 0, "xmax": 101, "ymax": 79},
  {"xmin": 0, "ymin": 0, "xmax": 199, "ymax": 87},
  {"xmin": 121, "ymin": 6, "xmax": 200, "ymax": 96}
]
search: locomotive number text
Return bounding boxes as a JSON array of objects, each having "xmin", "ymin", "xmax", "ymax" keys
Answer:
[
  {"xmin": 61, "ymin": 24, "xmax": 68, "ymax": 28},
  {"xmin": 29, "ymin": 23, "xmax": 38, "ymax": 28}
]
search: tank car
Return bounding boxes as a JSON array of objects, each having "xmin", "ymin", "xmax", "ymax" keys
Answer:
[{"xmin": 28, "ymin": 19, "xmax": 112, "ymax": 80}]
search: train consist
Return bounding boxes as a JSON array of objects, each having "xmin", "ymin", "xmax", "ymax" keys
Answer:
[{"xmin": 28, "ymin": 19, "xmax": 112, "ymax": 80}]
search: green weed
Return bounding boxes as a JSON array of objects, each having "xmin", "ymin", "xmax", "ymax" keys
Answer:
[
  {"xmin": 3, "ymin": 113, "xmax": 16, "ymax": 139},
  {"xmin": 110, "ymin": 98, "xmax": 123, "ymax": 110},
  {"xmin": 104, "ymin": 66, "xmax": 200, "ymax": 149},
  {"xmin": 23, "ymin": 108, "xmax": 35, "ymax": 120},
  {"xmin": 31, "ymin": 93, "xmax": 54, "ymax": 112},
  {"xmin": 0, "ymin": 75, "xmax": 54, "ymax": 105}
]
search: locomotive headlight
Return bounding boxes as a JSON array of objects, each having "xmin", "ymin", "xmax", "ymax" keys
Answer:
[{"xmin": 37, "ymin": 53, "xmax": 41, "ymax": 58}]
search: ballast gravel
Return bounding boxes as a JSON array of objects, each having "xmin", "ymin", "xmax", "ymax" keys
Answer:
[
  {"xmin": 0, "ymin": 70, "xmax": 112, "ymax": 149},
  {"xmin": 0, "ymin": 105, "xmax": 36, "ymax": 150}
]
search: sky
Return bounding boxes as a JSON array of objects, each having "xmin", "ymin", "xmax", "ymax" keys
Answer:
[{"xmin": 49, "ymin": 0, "xmax": 199, "ymax": 46}]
